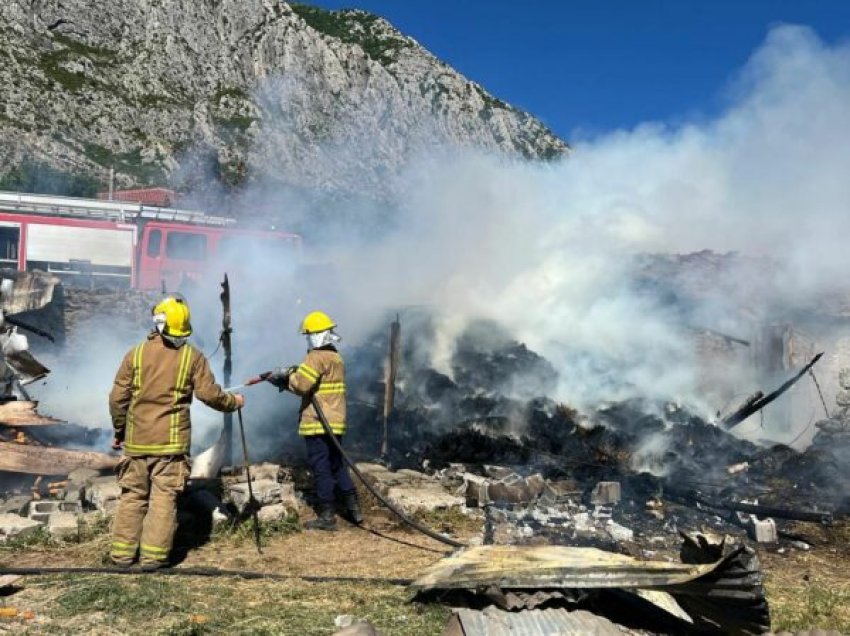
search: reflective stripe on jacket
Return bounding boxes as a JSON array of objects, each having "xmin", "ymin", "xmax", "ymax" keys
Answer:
[
  {"xmin": 288, "ymin": 347, "xmax": 346, "ymax": 436},
  {"xmin": 109, "ymin": 332, "xmax": 237, "ymax": 456}
]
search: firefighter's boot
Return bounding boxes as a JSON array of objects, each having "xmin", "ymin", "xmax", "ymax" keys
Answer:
[
  {"xmin": 305, "ymin": 504, "xmax": 337, "ymax": 531},
  {"xmin": 342, "ymin": 490, "xmax": 363, "ymax": 525}
]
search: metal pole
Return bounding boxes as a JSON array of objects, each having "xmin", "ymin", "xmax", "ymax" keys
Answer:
[{"xmin": 237, "ymin": 407, "xmax": 262, "ymax": 553}]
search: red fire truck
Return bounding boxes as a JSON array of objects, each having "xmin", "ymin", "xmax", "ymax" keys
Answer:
[{"xmin": 0, "ymin": 191, "xmax": 300, "ymax": 290}]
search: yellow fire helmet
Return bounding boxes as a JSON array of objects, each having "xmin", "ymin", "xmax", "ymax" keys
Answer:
[
  {"xmin": 301, "ymin": 310, "xmax": 336, "ymax": 334},
  {"xmin": 152, "ymin": 294, "xmax": 192, "ymax": 338}
]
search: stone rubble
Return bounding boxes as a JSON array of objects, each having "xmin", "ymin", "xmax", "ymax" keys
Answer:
[{"xmin": 0, "ymin": 512, "xmax": 42, "ymax": 540}]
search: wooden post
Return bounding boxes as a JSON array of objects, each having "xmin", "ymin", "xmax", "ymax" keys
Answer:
[
  {"xmin": 381, "ymin": 315, "xmax": 400, "ymax": 458},
  {"xmin": 220, "ymin": 274, "xmax": 233, "ymax": 468}
]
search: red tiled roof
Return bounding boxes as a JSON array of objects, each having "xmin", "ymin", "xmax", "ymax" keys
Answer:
[{"xmin": 97, "ymin": 188, "xmax": 177, "ymax": 207}]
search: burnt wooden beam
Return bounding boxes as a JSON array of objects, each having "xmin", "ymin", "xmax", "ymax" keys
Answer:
[
  {"xmin": 0, "ymin": 401, "xmax": 63, "ymax": 426},
  {"xmin": 721, "ymin": 352, "xmax": 824, "ymax": 429},
  {"xmin": 0, "ymin": 441, "xmax": 117, "ymax": 475},
  {"xmin": 380, "ymin": 316, "xmax": 401, "ymax": 458}
]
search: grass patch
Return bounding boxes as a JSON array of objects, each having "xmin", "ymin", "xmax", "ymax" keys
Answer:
[
  {"xmin": 54, "ymin": 575, "xmax": 188, "ymax": 619},
  {"xmin": 24, "ymin": 575, "xmax": 449, "ymax": 635},
  {"xmin": 291, "ymin": 4, "xmax": 411, "ymax": 67},
  {"xmin": 769, "ymin": 579, "xmax": 850, "ymax": 632},
  {"xmin": 52, "ymin": 33, "xmax": 117, "ymax": 60},
  {"xmin": 411, "ymin": 506, "xmax": 482, "ymax": 537},
  {"xmin": 212, "ymin": 86, "xmax": 249, "ymax": 102},
  {"xmin": 210, "ymin": 509, "xmax": 302, "ymax": 546},
  {"xmin": 82, "ymin": 143, "xmax": 165, "ymax": 183},
  {"xmin": 37, "ymin": 33, "xmax": 117, "ymax": 92},
  {"xmin": 213, "ymin": 115, "xmax": 256, "ymax": 133}
]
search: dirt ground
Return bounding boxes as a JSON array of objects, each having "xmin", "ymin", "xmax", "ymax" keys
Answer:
[{"xmin": 0, "ymin": 508, "xmax": 847, "ymax": 634}]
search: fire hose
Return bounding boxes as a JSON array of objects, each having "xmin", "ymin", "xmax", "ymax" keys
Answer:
[
  {"xmin": 309, "ymin": 395, "xmax": 466, "ymax": 549},
  {"xmin": 228, "ymin": 371, "xmax": 466, "ymax": 549},
  {"xmin": 0, "ymin": 565, "xmax": 411, "ymax": 584}
]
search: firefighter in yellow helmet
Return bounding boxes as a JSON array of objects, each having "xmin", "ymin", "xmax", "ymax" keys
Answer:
[
  {"xmin": 108, "ymin": 294, "xmax": 245, "ymax": 568},
  {"xmin": 267, "ymin": 310, "xmax": 361, "ymax": 531}
]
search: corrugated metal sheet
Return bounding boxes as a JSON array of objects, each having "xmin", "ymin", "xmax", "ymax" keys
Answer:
[
  {"xmin": 451, "ymin": 607, "xmax": 627, "ymax": 636},
  {"xmin": 411, "ymin": 545, "xmax": 721, "ymax": 592}
]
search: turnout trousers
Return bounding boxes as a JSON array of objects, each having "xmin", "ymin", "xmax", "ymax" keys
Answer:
[
  {"xmin": 304, "ymin": 434, "xmax": 355, "ymax": 505},
  {"xmin": 110, "ymin": 455, "xmax": 190, "ymax": 566}
]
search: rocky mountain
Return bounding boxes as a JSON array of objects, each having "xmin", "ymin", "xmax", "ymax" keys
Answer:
[{"xmin": 0, "ymin": 1, "xmax": 568, "ymax": 199}]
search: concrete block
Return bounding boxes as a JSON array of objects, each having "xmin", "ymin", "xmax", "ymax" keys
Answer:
[
  {"xmin": 592, "ymin": 504, "xmax": 613, "ymax": 519},
  {"xmin": 606, "ymin": 520, "xmax": 634, "ymax": 542},
  {"xmin": 28, "ymin": 500, "xmax": 64, "ymax": 523},
  {"xmin": 47, "ymin": 512, "xmax": 79, "ymax": 539},
  {"xmin": 86, "ymin": 481, "xmax": 122, "ymax": 513},
  {"xmin": 749, "ymin": 518, "xmax": 777, "ymax": 544},
  {"xmin": 227, "ymin": 479, "xmax": 281, "ymax": 512},
  {"xmin": 0, "ymin": 513, "xmax": 42, "ymax": 540},
  {"xmin": 0, "ymin": 495, "xmax": 32, "ymax": 515},
  {"xmin": 590, "ymin": 481, "xmax": 621, "ymax": 506},
  {"xmin": 63, "ymin": 488, "xmax": 83, "ymax": 503}
]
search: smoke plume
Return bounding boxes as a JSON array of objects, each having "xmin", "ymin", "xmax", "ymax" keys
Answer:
[{"xmin": 29, "ymin": 25, "xmax": 850, "ymax": 457}]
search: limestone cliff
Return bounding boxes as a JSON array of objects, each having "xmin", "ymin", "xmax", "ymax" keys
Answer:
[{"xmin": 0, "ymin": 1, "xmax": 567, "ymax": 197}]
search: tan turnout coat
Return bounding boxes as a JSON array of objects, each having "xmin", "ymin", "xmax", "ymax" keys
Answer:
[
  {"xmin": 109, "ymin": 332, "xmax": 237, "ymax": 455},
  {"xmin": 288, "ymin": 347, "xmax": 347, "ymax": 436}
]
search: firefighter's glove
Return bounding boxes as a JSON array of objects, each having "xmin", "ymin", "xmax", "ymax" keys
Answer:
[{"xmin": 267, "ymin": 366, "xmax": 297, "ymax": 392}]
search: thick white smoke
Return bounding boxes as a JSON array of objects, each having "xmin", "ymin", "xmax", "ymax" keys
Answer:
[{"xmin": 239, "ymin": 25, "xmax": 850, "ymax": 416}]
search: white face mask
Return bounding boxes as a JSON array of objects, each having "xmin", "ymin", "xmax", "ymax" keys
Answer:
[
  {"xmin": 163, "ymin": 334, "xmax": 188, "ymax": 348},
  {"xmin": 306, "ymin": 330, "xmax": 341, "ymax": 350}
]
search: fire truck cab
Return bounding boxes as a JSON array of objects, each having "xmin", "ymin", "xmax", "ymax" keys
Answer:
[{"xmin": 0, "ymin": 191, "xmax": 300, "ymax": 290}]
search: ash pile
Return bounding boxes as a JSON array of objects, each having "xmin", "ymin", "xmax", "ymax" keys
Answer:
[{"xmin": 344, "ymin": 313, "xmax": 849, "ymax": 553}]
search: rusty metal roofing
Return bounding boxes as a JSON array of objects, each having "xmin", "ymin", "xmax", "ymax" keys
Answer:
[
  {"xmin": 447, "ymin": 607, "xmax": 627, "ymax": 636},
  {"xmin": 410, "ymin": 544, "xmax": 722, "ymax": 592}
]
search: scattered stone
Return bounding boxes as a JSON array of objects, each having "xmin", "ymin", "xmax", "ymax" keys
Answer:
[
  {"xmin": 244, "ymin": 463, "xmax": 281, "ymax": 483},
  {"xmin": 0, "ymin": 513, "xmax": 42, "ymax": 540},
  {"xmin": 333, "ymin": 618, "xmax": 382, "ymax": 636},
  {"xmin": 836, "ymin": 389, "xmax": 850, "ymax": 408},
  {"xmin": 227, "ymin": 479, "xmax": 282, "ymax": 513},
  {"xmin": 385, "ymin": 481, "xmax": 464, "ymax": 513},
  {"xmin": 47, "ymin": 512, "xmax": 79, "ymax": 539},
  {"xmin": 791, "ymin": 540, "xmax": 811, "ymax": 551},
  {"xmin": 0, "ymin": 495, "xmax": 31, "ymax": 515},
  {"xmin": 605, "ymin": 520, "xmax": 634, "ymax": 543},
  {"xmin": 86, "ymin": 478, "xmax": 121, "ymax": 513},
  {"xmin": 257, "ymin": 503, "xmax": 292, "ymax": 523},
  {"xmin": 590, "ymin": 481, "xmax": 621, "ymax": 506}
]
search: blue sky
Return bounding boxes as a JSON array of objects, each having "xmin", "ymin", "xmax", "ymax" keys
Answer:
[{"xmin": 304, "ymin": 1, "xmax": 850, "ymax": 141}]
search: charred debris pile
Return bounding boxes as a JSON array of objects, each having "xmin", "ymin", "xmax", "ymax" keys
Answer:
[{"xmin": 344, "ymin": 313, "xmax": 849, "ymax": 549}]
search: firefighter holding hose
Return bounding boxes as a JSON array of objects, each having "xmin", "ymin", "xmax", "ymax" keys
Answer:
[
  {"xmin": 267, "ymin": 311, "xmax": 362, "ymax": 531},
  {"xmin": 108, "ymin": 294, "xmax": 244, "ymax": 568}
]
